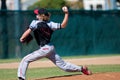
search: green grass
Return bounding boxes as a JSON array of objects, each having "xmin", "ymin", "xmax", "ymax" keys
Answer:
[
  {"xmin": 0, "ymin": 54, "xmax": 120, "ymax": 80},
  {"xmin": 0, "ymin": 64, "xmax": 120, "ymax": 80},
  {"xmin": 0, "ymin": 58, "xmax": 21, "ymax": 63}
]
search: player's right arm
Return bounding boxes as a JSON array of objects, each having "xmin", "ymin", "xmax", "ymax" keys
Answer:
[
  {"xmin": 61, "ymin": 6, "xmax": 69, "ymax": 28},
  {"xmin": 46, "ymin": 6, "xmax": 69, "ymax": 31}
]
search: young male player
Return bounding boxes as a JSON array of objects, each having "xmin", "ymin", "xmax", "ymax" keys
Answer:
[{"xmin": 18, "ymin": 6, "xmax": 91, "ymax": 80}]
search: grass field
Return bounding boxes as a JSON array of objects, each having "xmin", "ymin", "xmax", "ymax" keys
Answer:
[
  {"xmin": 0, "ymin": 54, "xmax": 120, "ymax": 80},
  {"xmin": 0, "ymin": 64, "xmax": 120, "ymax": 80}
]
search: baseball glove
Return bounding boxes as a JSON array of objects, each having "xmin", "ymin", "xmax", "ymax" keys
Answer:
[{"xmin": 22, "ymin": 34, "xmax": 33, "ymax": 44}]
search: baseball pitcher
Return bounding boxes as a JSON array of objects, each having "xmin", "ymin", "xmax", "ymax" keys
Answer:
[{"xmin": 17, "ymin": 6, "xmax": 92, "ymax": 80}]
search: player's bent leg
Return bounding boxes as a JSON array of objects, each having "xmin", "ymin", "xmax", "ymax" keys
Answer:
[
  {"xmin": 18, "ymin": 45, "xmax": 54, "ymax": 79},
  {"xmin": 17, "ymin": 54, "xmax": 32, "ymax": 80},
  {"xmin": 18, "ymin": 49, "xmax": 48, "ymax": 79}
]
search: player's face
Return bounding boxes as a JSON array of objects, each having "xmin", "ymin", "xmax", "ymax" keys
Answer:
[
  {"xmin": 36, "ymin": 14, "xmax": 40, "ymax": 19},
  {"xmin": 36, "ymin": 14, "xmax": 44, "ymax": 20}
]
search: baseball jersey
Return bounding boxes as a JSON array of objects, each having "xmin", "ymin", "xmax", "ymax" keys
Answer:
[{"xmin": 29, "ymin": 20, "xmax": 61, "ymax": 46}]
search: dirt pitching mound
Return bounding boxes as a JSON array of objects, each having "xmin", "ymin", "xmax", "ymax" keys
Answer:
[{"xmin": 35, "ymin": 72, "xmax": 120, "ymax": 80}]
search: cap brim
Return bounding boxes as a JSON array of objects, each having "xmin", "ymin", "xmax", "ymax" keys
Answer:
[{"xmin": 34, "ymin": 9, "xmax": 39, "ymax": 15}]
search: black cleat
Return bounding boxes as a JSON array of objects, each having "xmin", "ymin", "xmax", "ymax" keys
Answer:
[{"xmin": 18, "ymin": 77, "xmax": 25, "ymax": 80}]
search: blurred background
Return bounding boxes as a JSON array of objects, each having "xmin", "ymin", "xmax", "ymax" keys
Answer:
[{"xmin": 0, "ymin": 0, "xmax": 120, "ymax": 59}]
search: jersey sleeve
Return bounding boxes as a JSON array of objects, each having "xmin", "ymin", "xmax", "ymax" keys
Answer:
[
  {"xmin": 29, "ymin": 20, "xmax": 40, "ymax": 31},
  {"xmin": 47, "ymin": 21, "xmax": 61, "ymax": 31}
]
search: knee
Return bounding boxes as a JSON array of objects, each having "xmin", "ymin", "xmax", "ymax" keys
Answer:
[{"xmin": 22, "ymin": 56, "xmax": 32, "ymax": 63}]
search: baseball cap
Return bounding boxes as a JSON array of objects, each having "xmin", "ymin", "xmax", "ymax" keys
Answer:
[{"xmin": 34, "ymin": 8, "xmax": 49, "ymax": 16}]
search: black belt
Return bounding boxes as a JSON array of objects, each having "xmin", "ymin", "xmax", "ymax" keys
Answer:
[{"xmin": 38, "ymin": 41, "xmax": 50, "ymax": 47}]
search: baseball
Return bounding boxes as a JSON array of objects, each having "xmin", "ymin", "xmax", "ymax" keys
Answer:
[{"xmin": 62, "ymin": 6, "xmax": 68, "ymax": 11}]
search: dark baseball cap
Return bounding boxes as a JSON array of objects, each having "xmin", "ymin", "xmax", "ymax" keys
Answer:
[{"xmin": 34, "ymin": 8, "xmax": 49, "ymax": 16}]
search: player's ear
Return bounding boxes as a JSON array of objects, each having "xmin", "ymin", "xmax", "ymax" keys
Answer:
[
  {"xmin": 41, "ymin": 14, "xmax": 45, "ymax": 16},
  {"xmin": 48, "ymin": 12, "xmax": 51, "ymax": 17}
]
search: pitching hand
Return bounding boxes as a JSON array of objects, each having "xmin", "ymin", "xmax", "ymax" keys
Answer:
[{"xmin": 62, "ymin": 6, "xmax": 68, "ymax": 13}]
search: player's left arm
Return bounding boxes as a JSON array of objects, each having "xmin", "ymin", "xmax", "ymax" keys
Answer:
[
  {"xmin": 20, "ymin": 28, "xmax": 32, "ymax": 43},
  {"xmin": 61, "ymin": 6, "xmax": 69, "ymax": 28}
]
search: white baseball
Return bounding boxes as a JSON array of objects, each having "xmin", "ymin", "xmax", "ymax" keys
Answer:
[{"xmin": 62, "ymin": 6, "xmax": 68, "ymax": 11}]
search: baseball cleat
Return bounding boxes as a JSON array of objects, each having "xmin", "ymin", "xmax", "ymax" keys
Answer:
[
  {"xmin": 81, "ymin": 66, "xmax": 92, "ymax": 75},
  {"xmin": 18, "ymin": 77, "xmax": 25, "ymax": 80}
]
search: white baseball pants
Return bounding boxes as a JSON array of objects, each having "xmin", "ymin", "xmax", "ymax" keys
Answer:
[{"xmin": 17, "ymin": 44, "xmax": 82, "ymax": 79}]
